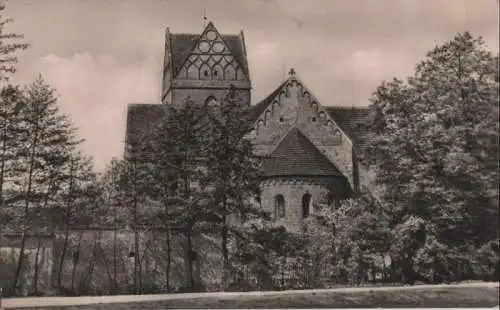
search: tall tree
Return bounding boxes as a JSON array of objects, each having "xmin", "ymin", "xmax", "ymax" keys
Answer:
[
  {"xmin": 201, "ymin": 86, "xmax": 263, "ymax": 290},
  {"xmin": 358, "ymin": 32, "xmax": 499, "ymax": 283},
  {"xmin": 55, "ymin": 152, "xmax": 95, "ymax": 292},
  {"xmin": 0, "ymin": 3, "xmax": 29, "ymax": 81},
  {"xmin": 10, "ymin": 76, "xmax": 81, "ymax": 294},
  {"xmin": 146, "ymin": 97, "xmax": 207, "ymax": 291},
  {"xmin": 0, "ymin": 85, "xmax": 23, "ymax": 220}
]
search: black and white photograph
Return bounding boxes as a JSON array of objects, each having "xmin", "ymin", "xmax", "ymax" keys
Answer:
[{"xmin": 0, "ymin": 0, "xmax": 498, "ymax": 308}]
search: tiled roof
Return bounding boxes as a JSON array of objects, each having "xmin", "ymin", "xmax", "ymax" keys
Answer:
[
  {"xmin": 325, "ymin": 106, "xmax": 371, "ymax": 150},
  {"xmin": 125, "ymin": 104, "xmax": 166, "ymax": 145},
  {"xmin": 169, "ymin": 33, "xmax": 249, "ymax": 78},
  {"xmin": 260, "ymin": 128, "xmax": 343, "ymax": 177},
  {"xmin": 125, "ymin": 103, "xmax": 243, "ymax": 155},
  {"xmin": 125, "ymin": 103, "xmax": 166, "ymax": 158}
]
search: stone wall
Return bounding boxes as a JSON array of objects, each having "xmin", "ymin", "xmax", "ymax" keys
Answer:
[
  {"xmin": 250, "ymin": 78, "xmax": 356, "ymax": 190},
  {"xmin": 260, "ymin": 176, "xmax": 346, "ymax": 233}
]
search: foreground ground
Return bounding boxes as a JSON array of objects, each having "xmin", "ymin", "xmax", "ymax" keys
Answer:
[{"xmin": 3, "ymin": 282, "xmax": 499, "ymax": 309}]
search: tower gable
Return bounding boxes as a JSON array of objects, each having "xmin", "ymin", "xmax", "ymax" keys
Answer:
[
  {"xmin": 171, "ymin": 23, "xmax": 249, "ymax": 87},
  {"xmin": 162, "ymin": 22, "xmax": 251, "ymax": 105}
]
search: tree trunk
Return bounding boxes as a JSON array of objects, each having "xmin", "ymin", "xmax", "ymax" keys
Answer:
[
  {"xmin": 401, "ymin": 252, "xmax": 415, "ymax": 285},
  {"xmin": 70, "ymin": 230, "xmax": 84, "ymax": 294},
  {"xmin": 113, "ymin": 215, "xmax": 117, "ymax": 294},
  {"xmin": 79, "ymin": 231, "xmax": 99, "ymax": 294},
  {"xmin": 133, "ymin": 229, "xmax": 139, "ymax": 293},
  {"xmin": 165, "ymin": 227, "xmax": 171, "ymax": 293},
  {"xmin": 13, "ymin": 130, "xmax": 39, "ymax": 295},
  {"xmin": 32, "ymin": 233, "xmax": 43, "ymax": 295},
  {"xmin": 57, "ymin": 158, "xmax": 76, "ymax": 292},
  {"xmin": 57, "ymin": 228, "xmax": 70, "ymax": 292},
  {"xmin": 96, "ymin": 238, "xmax": 114, "ymax": 294},
  {"xmin": 186, "ymin": 227, "xmax": 194, "ymax": 291},
  {"xmin": 221, "ymin": 218, "xmax": 229, "ymax": 290},
  {"xmin": 0, "ymin": 121, "xmax": 8, "ymax": 205}
]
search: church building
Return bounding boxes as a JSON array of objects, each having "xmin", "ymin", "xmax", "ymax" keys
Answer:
[{"xmin": 125, "ymin": 22, "xmax": 373, "ymax": 232}]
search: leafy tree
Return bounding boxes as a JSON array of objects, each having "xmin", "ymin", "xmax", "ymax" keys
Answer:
[
  {"xmin": 358, "ymin": 32, "xmax": 499, "ymax": 283},
  {"xmin": 145, "ymin": 97, "xmax": 207, "ymax": 291},
  {"xmin": 308, "ymin": 192, "xmax": 392, "ymax": 285},
  {"xmin": 201, "ymin": 86, "xmax": 263, "ymax": 289}
]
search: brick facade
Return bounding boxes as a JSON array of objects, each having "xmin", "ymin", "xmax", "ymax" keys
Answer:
[
  {"xmin": 125, "ymin": 21, "xmax": 373, "ymax": 232},
  {"xmin": 260, "ymin": 177, "xmax": 346, "ymax": 232}
]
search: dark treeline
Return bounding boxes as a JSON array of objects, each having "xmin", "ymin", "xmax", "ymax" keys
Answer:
[{"xmin": 0, "ymin": 2, "xmax": 498, "ymax": 297}]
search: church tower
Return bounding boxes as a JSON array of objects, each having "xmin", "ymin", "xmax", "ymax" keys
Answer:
[{"xmin": 161, "ymin": 22, "xmax": 252, "ymax": 106}]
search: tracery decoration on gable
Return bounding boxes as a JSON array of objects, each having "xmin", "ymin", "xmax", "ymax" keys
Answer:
[{"xmin": 176, "ymin": 28, "xmax": 247, "ymax": 82}]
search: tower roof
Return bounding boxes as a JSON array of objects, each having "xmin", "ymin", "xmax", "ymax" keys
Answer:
[
  {"xmin": 260, "ymin": 128, "xmax": 344, "ymax": 177},
  {"xmin": 168, "ymin": 22, "xmax": 249, "ymax": 78}
]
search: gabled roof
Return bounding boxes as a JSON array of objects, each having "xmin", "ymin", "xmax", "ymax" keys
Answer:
[
  {"xmin": 248, "ymin": 75, "xmax": 372, "ymax": 149},
  {"xmin": 249, "ymin": 80, "xmax": 288, "ymax": 122},
  {"xmin": 124, "ymin": 102, "xmax": 243, "ymax": 155},
  {"xmin": 260, "ymin": 128, "xmax": 343, "ymax": 177},
  {"xmin": 325, "ymin": 107, "xmax": 371, "ymax": 149},
  {"xmin": 169, "ymin": 23, "xmax": 249, "ymax": 78}
]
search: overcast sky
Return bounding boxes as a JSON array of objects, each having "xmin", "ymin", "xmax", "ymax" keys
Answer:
[{"xmin": 4, "ymin": 0, "xmax": 499, "ymax": 171}]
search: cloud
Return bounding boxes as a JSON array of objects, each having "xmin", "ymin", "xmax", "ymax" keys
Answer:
[
  {"xmin": 16, "ymin": 53, "xmax": 161, "ymax": 171},
  {"xmin": 4, "ymin": 0, "xmax": 498, "ymax": 172},
  {"xmin": 334, "ymin": 49, "xmax": 414, "ymax": 82}
]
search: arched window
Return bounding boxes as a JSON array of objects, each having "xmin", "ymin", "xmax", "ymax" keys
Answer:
[
  {"xmin": 256, "ymin": 196, "xmax": 262, "ymax": 208},
  {"xmin": 274, "ymin": 195, "xmax": 285, "ymax": 219},
  {"xmin": 312, "ymin": 102, "xmax": 319, "ymax": 113},
  {"xmin": 187, "ymin": 63, "xmax": 198, "ymax": 79},
  {"xmin": 200, "ymin": 64, "xmax": 211, "ymax": 80},
  {"xmin": 272, "ymin": 100, "xmax": 279, "ymax": 111},
  {"xmin": 236, "ymin": 67, "xmax": 245, "ymax": 80},
  {"xmin": 264, "ymin": 110, "xmax": 271, "ymax": 126},
  {"xmin": 213, "ymin": 65, "xmax": 223, "ymax": 80},
  {"xmin": 302, "ymin": 193, "xmax": 312, "ymax": 218},
  {"xmin": 224, "ymin": 64, "xmax": 236, "ymax": 80},
  {"xmin": 258, "ymin": 119, "xmax": 264, "ymax": 132}
]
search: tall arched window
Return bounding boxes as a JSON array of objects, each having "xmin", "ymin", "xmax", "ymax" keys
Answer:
[
  {"xmin": 200, "ymin": 64, "xmax": 211, "ymax": 80},
  {"xmin": 186, "ymin": 63, "xmax": 198, "ymax": 79},
  {"xmin": 302, "ymin": 193, "xmax": 312, "ymax": 218},
  {"xmin": 224, "ymin": 64, "xmax": 236, "ymax": 80},
  {"xmin": 213, "ymin": 64, "xmax": 223, "ymax": 80},
  {"xmin": 264, "ymin": 110, "xmax": 272, "ymax": 126},
  {"xmin": 274, "ymin": 194, "xmax": 285, "ymax": 219},
  {"xmin": 312, "ymin": 102, "xmax": 319, "ymax": 114}
]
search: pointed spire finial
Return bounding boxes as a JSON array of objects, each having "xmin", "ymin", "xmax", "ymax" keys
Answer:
[
  {"xmin": 288, "ymin": 68, "xmax": 296, "ymax": 77},
  {"xmin": 203, "ymin": 8, "xmax": 207, "ymax": 28}
]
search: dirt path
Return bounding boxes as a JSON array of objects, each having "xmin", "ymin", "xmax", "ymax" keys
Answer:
[{"xmin": 2, "ymin": 282, "xmax": 498, "ymax": 309}]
